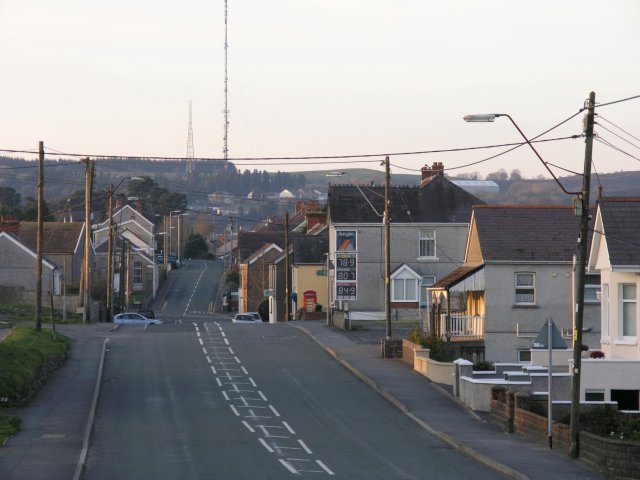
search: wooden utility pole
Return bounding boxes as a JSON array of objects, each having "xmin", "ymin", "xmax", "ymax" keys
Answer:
[
  {"xmin": 284, "ymin": 212, "xmax": 290, "ymax": 321},
  {"xmin": 384, "ymin": 156, "xmax": 391, "ymax": 340},
  {"xmin": 82, "ymin": 158, "xmax": 93, "ymax": 323},
  {"xmin": 35, "ymin": 141, "xmax": 44, "ymax": 331},
  {"xmin": 106, "ymin": 185, "xmax": 114, "ymax": 321},
  {"xmin": 569, "ymin": 91, "xmax": 596, "ymax": 458}
]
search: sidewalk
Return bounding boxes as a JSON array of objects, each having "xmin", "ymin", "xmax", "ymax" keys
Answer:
[
  {"xmin": 293, "ymin": 320, "xmax": 604, "ymax": 480},
  {"xmin": 0, "ymin": 323, "xmax": 111, "ymax": 480}
]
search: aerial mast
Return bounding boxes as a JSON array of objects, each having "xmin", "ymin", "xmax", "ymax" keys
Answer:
[
  {"xmin": 223, "ymin": 0, "xmax": 229, "ymax": 161},
  {"xmin": 186, "ymin": 100, "xmax": 194, "ymax": 173}
]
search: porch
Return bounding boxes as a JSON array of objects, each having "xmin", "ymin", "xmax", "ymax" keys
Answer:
[{"xmin": 440, "ymin": 313, "xmax": 484, "ymax": 340}]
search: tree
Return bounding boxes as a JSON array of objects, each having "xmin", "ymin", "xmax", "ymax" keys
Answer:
[
  {"xmin": 183, "ymin": 233, "xmax": 209, "ymax": 259},
  {"xmin": 0, "ymin": 186, "xmax": 21, "ymax": 216},
  {"xmin": 509, "ymin": 169, "xmax": 523, "ymax": 181},
  {"xmin": 486, "ymin": 169, "xmax": 508, "ymax": 181},
  {"xmin": 21, "ymin": 196, "xmax": 51, "ymax": 221}
]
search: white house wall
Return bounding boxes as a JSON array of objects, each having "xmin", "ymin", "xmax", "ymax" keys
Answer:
[{"xmin": 600, "ymin": 270, "xmax": 640, "ymax": 360}]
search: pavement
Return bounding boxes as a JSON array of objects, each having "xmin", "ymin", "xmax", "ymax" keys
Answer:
[{"xmin": 0, "ymin": 319, "xmax": 605, "ymax": 480}]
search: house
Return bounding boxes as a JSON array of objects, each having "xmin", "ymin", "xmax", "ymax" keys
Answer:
[
  {"xmin": 0, "ymin": 231, "xmax": 62, "ymax": 303},
  {"xmin": 429, "ymin": 205, "xmax": 600, "ymax": 363},
  {"xmin": 238, "ymin": 242, "xmax": 283, "ymax": 314},
  {"xmin": 327, "ymin": 162, "xmax": 483, "ymax": 328},
  {"xmin": 582, "ymin": 197, "xmax": 640, "ymax": 410},
  {"xmin": 291, "ymin": 234, "xmax": 329, "ymax": 318},
  {"xmin": 17, "ymin": 221, "xmax": 86, "ymax": 291}
]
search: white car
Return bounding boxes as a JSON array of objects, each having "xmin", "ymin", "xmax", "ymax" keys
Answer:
[
  {"xmin": 232, "ymin": 313, "xmax": 262, "ymax": 324},
  {"xmin": 114, "ymin": 312, "xmax": 163, "ymax": 325}
]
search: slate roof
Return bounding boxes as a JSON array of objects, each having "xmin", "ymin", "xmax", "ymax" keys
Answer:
[
  {"xmin": 19, "ymin": 222, "xmax": 85, "ymax": 254},
  {"xmin": 598, "ymin": 197, "xmax": 640, "ymax": 266},
  {"xmin": 292, "ymin": 234, "xmax": 329, "ymax": 264},
  {"xmin": 430, "ymin": 264, "xmax": 483, "ymax": 289},
  {"xmin": 328, "ymin": 175, "xmax": 483, "ymax": 224},
  {"xmin": 472, "ymin": 205, "xmax": 588, "ymax": 262},
  {"xmin": 237, "ymin": 231, "xmax": 287, "ymax": 263}
]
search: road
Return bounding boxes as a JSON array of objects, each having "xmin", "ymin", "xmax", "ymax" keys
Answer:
[{"xmin": 83, "ymin": 260, "xmax": 504, "ymax": 479}]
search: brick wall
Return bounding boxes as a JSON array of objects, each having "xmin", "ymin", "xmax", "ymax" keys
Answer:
[{"xmin": 490, "ymin": 387, "xmax": 640, "ymax": 479}]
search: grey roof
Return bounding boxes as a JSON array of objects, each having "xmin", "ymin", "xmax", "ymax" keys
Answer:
[
  {"xmin": 328, "ymin": 175, "xmax": 483, "ymax": 224},
  {"xmin": 237, "ymin": 231, "xmax": 286, "ymax": 263},
  {"xmin": 292, "ymin": 234, "xmax": 328, "ymax": 264},
  {"xmin": 598, "ymin": 197, "xmax": 640, "ymax": 266},
  {"xmin": 473, "ymin": 205, "xmax": 588, "ymax": 262}
]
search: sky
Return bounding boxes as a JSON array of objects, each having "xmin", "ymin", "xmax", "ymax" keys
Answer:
[{"xmin": 1, "ymin": 0, "xmax": 639, "ymax": 180}]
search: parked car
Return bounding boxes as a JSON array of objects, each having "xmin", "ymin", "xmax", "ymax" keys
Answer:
[
  {"xmin": 137, "ymin": 308, "xmax": 156, "ymax": 319},
  {"xmin": 232, "ymin": 313, "xmax": 262, "ymax": 324},
  {"xmin": 114, "ymin": 312, "xmax": 162, "ymax": 325},
  {"xmin": 246, "ymin": 312, "xmax": 263, "ymax": 322}
]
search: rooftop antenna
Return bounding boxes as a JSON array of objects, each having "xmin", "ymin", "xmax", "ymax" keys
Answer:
[
  {"xmin": 223, "ymin": 0, "xmax": 229, "ymax": 162},
  {"xmin": 186, "ymin": 100, "xmax": 194, "ymax": 174}
]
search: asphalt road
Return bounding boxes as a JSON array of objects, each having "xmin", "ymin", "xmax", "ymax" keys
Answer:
[{"xmin": 83, "ymin": 260, "xmax": 505, "ymax": 479}]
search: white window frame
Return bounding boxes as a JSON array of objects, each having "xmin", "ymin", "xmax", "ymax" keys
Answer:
[
  {"xmin": 391, "ymin": 266, "xmax": 420, "ymax": 302},
  {"xmin": 133, "ymin": 260, "xmax": 143, "ymax": 286},
  {"xmin": 420, "ymin": 275, "xmax": 436, "ymax": 306},
  {"xmin": 515, "ymin": 272, "xmax": 535, "ymax": 305},
  {"xmin": 418, "ymin": 229, "xmax": 436, "ymax": 259},
  {"xmin": 619, "ymin": 283, "xmax": 637, "ymax": 339}
]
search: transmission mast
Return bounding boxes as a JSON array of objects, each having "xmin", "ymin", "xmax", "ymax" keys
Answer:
[
  {"xmin": 223, "ymin": 0, "xmax": 229, "ymax": 161},
  {"xmin": 186, "ymin": 100, "xmax": 194, "ymax": 174}
]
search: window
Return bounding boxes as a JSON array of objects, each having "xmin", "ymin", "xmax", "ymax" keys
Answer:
[
  {"xmin": 515, "ymin": 273, "xmax": 535, "ymax": 305},
  {"xmin": 393, "ymin": 277, "xmax": 417, "ymax": 302},
  {"xmin": 420, "ymin": 275, "xmax": 436, "ymax": 306},
  {"xmin": 517, "ymin": 349, "xmax": 531, "ymax": 363},
  {"xmin": 585, "ymin": 390, "xmax": 605, "ymax": 402},
  {"xmin": 620, "ymin": 284, "xmax": 637, "ymax": 338},
  {"xmin": 133, "ymin": 261, "xmax": 143, "ymax": 285},
  {"xmin": 584, "ymin": 274, "xmax": 601, "ymax": 303},
  {"xmin": 602, "ymin": 283, "xmax": 609, "ymax": 338},
  {"xmin": 419, "ymin": 230, "xmax": 436, "ymax": 258}
]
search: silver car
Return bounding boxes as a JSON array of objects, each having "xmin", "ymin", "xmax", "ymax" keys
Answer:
[
  {"xmin": 232, "ymin": 313, "xmax": 262, "ymax": 324},
  {"xmin": 114, "ymin": 312, "xmax": 163, "ymax": 325}
]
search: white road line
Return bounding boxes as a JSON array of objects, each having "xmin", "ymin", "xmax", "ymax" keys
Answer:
[
  {"xmin": 298, "ymin": 439, "xmax": 312, "ymax": 454},
  {"xmin": 229, "ymin": 405, "xmax": 240, "ymax": 416},
  {"xmin": 242, "ymin": 421, "xmax": 255, "ymax": 433},
  {"xmin": 282, "ymin": 421, "xmax": 295, "ymax": 435},
  {"xmin": 224, "ymin": 338, "xmax": 229, "ymax": 345},
  {"xmin": 258, "ymin": 391, "xmax": 268, "ymax": 401},
  {"xmin": 259, "ymin": 438, "xmax": 274, "ymax": 453},
  {"xmin": 234, "ymin": 356, "xmax": 241, "ymax": 363},
  {"xmin": 316, "ymin": 460, "xmax": 335, "ymax": 475},
  {"xmin": 228, "ymin": 347, "xmax": 234, "ymax": 354},
  {"xmin": 279, "ymin": 460, "xmax": 298, "ymax": 474},
  {"xmin": 221, "ymin": 331, "xmax": 226, "ymax": 337},
  {"xmin": 269, "ymin": 405, "xmax": 281, "ymax": 417},
  {"xmin": 222, "ymin": 391, "xmax": 230, "ymax": 401},
  {"xmin": 198, "ymin": 338, "xmax": 203, "ymax": 345},
  {"xmin": 202, "ymin": 347, "xmax": 207, "ymax": 354},
  {"xmin": 206, "ymin": 356, "xmax": 212, "ymax": 363},
  {"xmin": 249, "ymin": 378, "xmax": 257, "ymax": 388},
  {"xmin": 216, "ymin": 378, "xmax": 222, "ymax": 387},
  {"xmin": 210, "ymin": 365, "xmax": 217, "ymax": 374},
  {"xmin": 241, "ymin": 366, "xmax": 248, "ymax": 374}
]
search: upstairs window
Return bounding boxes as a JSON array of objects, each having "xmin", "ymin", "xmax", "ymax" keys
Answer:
[
  {"xmin": 133, "ymin": 261, "xmax": 143, "ymax": 285},
  {"xmin": 620, "ymin": 284, "xmax": 637, "ymax": 338},
  {"xmin": 419, "ymin": 230, "xmax": 436, "ymax": 258},
  {"xmin": 515, "ymin": 272, "xmax": 535, "ymax": 305}
]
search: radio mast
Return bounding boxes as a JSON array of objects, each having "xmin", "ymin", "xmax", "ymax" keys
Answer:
[
  {"xmin": 186, "ymin": 100, "xmax": 194, "ymax": 173},
  {"xmin": 223, "ymin": 0, "xmax": 229, "ymax": 161}
]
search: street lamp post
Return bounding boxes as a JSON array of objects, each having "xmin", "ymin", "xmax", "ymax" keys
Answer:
[
  {"xmin": 177, "ymin": 213, "xmax": 189, "ymax": 265},
  {"xmin": 169, "ymin": 210, "xmax": 181, "ymax": 258},
  {"xmin": 152, "ymin": 231, "xmax": 166, "ymax": 300},
  {"xmin": 464, "ymin": 93, "xmax": 596, "ymax": 457}
]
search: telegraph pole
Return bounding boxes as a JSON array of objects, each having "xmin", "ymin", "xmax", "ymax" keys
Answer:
[
  {"xmin": 284, "ymin": 211, "xmax": 290, "ymax": 321},
  {"xmin": 569, "ymin": 91, "xmax": 596, "ymax": 458},
  {"xmin": 384, "ymin": 156, "xmax": 391, "ymax": 340},
  {"xmin": 82, "ymin": 158, "xmax": 93, "ymax": 323},
  {"xmin": 35, "ymin": 141, "xmax": 44, "ymax": 331}
]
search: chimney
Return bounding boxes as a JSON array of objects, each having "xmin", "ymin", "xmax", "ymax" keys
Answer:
[{"xmin": 421, "ymin": 162, "xmax": 445, "ymax": 181}]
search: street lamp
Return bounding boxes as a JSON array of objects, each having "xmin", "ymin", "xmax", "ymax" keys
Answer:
[
  {"xmin": 106, "ymin": 176, "xmax": 143, "ymax": 321},
  {"xmin": 464, "ymin": 92, "xmax": 596, "ymax": 458},
  {"xmin": 169, "ymin": 210, "xmax": 181, "ymax": 258},
  {"xmin": 152, "ymin": 231, "xmax": 166, "ymax": 300},
  {"xmin": 177, "ymin": 213, "xmax": 189, "ymax": 265}
]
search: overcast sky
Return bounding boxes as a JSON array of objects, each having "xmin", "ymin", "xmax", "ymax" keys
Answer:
[{"xmin": 1, "ymin": 0, "xmax": 639, "ymax": 180}]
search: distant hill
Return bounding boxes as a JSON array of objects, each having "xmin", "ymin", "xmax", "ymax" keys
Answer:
[{"xmin": 1, "ymin": 155, "xmax": 638, "ymax": 207}]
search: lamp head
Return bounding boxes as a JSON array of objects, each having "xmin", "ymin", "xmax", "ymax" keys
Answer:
[{"xmin": 463, "ymin": 114, "xmax": 499, "ymax": 122}]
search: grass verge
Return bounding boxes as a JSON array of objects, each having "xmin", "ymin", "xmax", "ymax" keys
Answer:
[{"xmin": 0, "ymin": 326, "xmax": 71, "ymax": 445}]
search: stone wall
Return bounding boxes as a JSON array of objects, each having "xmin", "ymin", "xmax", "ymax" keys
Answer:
[{"xmin": 579, "ymin": 431, "xmax": 640, "ymax": 480}]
